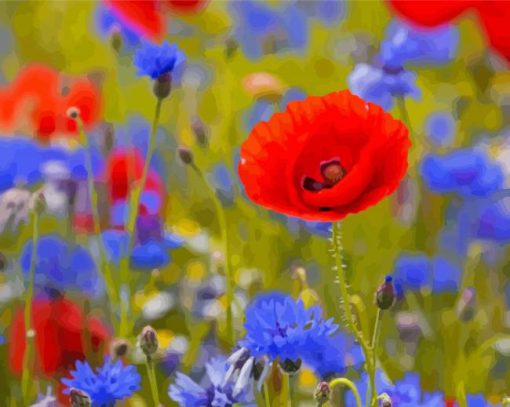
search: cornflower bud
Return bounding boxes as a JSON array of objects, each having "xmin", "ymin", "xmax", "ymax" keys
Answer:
[
  {"xmin": 69, "ymin": 388, "xmax": 91, "ymax": 407},
  {"xmin": 314, "ymin": 381, "xmax": 331, "ymax": 405},
  {"xmin": 177, "ymin": 146, "xmax": 194, "ymax": 165},
  {"xmin": 139, "ymin": 325, "xmax": 159, "ymax": 356},
  {"xmin": 376, "ymin": 276, "xmax": 396, "ymax": 310}
]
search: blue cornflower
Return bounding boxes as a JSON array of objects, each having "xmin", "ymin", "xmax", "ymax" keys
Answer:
[
  {"xmin": 102, "ymin": 211, "xmax": 182, "ymax": 270},
  {"xmin": 425, "ymin": 111, "xmax": 456, "ymax": 147},
  {"xmin": 239, "ymin": 292, "xmax": 338, "ymax": 363},
  {"xmin": 346, "ymin": 372, "xmax": 443, "ymax": 407},
  {"xmin": 476, "ymin": 197, "xmax": 510, "ymax": 242},
  {"xmin": 230, "ymin": 1, "xmax": 308, "ymax": 59},
  {"xmin": 348, "ymin": 63, "xmax": 420, "ymax": 111},
  {"xmin": 421, "ymin": 149, "xmax": 504, "ymax": 197},
  {"xmin": 0, "ymin": 138, "xmax": 44, "ymax": 192},
  {"xmin": 20, "ymin": 235, "xmax": 103, "ymax": 297},
  {"xmin": 394, "ymin": 254, "xmax": 461, "ymax": 294},
  {"xmin": 62, "ymin": 357, "xmax": 141, "ymax": 407},
  {"xmin": 169, "ymin": 357, "xmax": 255, "ymax": 407},
  {"xmin": 134, "ymin": 41, "xmax": 186, "ymax": 79},
  {"xmin": 295, "ymin": 0, "xmax": 345, "ymax": 26},
  {"xmin": 301, "ymin": 332, "xmax": 363, "ymax": 380},
  {"xmin": 381, "ymin": 20, "xmax": 459, "ymax": 69}
]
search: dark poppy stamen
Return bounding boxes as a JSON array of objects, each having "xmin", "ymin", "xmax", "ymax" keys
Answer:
[
  {"xmin": 303, "ymin": 177, "xmax": 324, "ymax": 192},
  {"xmin": 321, "ymin": 161, "xmax": 345, "ymax": 186}
]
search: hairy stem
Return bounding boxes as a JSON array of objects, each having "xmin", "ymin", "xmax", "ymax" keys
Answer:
[
  {"xmin": 329, "ymin": 377, "xmax": 362, "ymax": 407},
  {"xmin": 146, "ymin": 355, "xmax": 161, "ymax": 406}
]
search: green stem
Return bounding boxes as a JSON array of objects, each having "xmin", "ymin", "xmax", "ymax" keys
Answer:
[
  {"xmin": 283, "ymin": 373, "xmax": 291, "ymax": 407},
  {"xmin": 329, "ymin": 377, "xmax": 362, "ymax": 407},
  {"xmin": 263, "ymin": 382, "xmax": 271, "ymax": 407},
  {"xmin": 396, "ymin": 96, "xmax": 412, "ymax": 134},
  {"xmin": 21, "ymin": 208, "xmax": 39, "ymax": 404},
  {"xmin": 119, "ymin": 97, "xmax": 163, "ymax": 337},
  {"xmin": 76, "ymin": 119, "xmax": 118, "ymax": 321},
  {"xmin": 145, "ymin": 355, "xmax": 161, "ymax": 406},
  {"xmin": 369, "ymin": 309, "xmax": 383, "ymax": 407},
  {"xmin": 331, "ymin": 223, "xmax": 374, "ymax": 403},
  {"xmin": 191, "ymin": 163, "xmax": 235, "ymax": 345}
]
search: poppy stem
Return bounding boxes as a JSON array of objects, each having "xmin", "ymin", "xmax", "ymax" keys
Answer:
[
  {"xmin": 145, "ymin": 355, "xmax": 161, "ymax": 406},
  {"xmin": 21, "ymin": 206, "xmax": 39, "ymax": 404},
  {"xmin": 190, "ymin": 163, "xmax": 236, "ymax": 346},
  {"xmin": 369, "ymin": 309, "xmax": 383, "ymax": 406},
  {"xmin": 328, "ymin": 377, "xmax": 362, "ymax": 407},
  {"xmin": 75, "ymin": 117, "xmax": 118, "ymax": 326},
  {"xmin": 263, "ymin": 382, "xmax": 271, "ymax": 407},
  {"xmin": 331, "ymin": 222, "xmax": 374, "ymax": 405},
  {"xmin": 119, "ymin": 96, "xmax": 163, "ymax": 337}
]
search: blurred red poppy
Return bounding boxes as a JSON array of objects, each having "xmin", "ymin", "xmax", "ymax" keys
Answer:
[
  {"xmin": 104, "ymin": 149, "xmax": 167, "ymax": 215},
  {"xmin": 238, "ymin": 90, "xmax": 410, "ymax": 221},
  {"xmin": 9, "ymin": 296, "xmax": 109, "ymax": 377},
  {"xmin": 387, "ymin": 0, "xmax": 510, "ymax": 63},
  {"xmin": 105, "ymin": 0, "xmax": 208, "ymax": 42},
  {"xmin": 165, "ymin": 0, "xmax": 208, "ymax": 14},
  {"xmin": 105, "ymin": 0, "xmax": 164, "ymax": 41},
  {"xmin": 0, "ymin": 65, "xmax": 101, "ymax": 140}
]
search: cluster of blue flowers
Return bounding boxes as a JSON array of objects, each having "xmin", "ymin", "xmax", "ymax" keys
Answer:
[
  {"xmin": 393, "ymin": 254, "xmax": 462, "ymax": 294},
  {"xmin": 20, "ymin": 235, "xmax": 103, "ymax": 298},
  {"xmin": 169, "ymin": 292, "xmax": 362, "ymax": 406},
  {"xmin": 349, "ymin": 20, "xmax": 458, "ymax": 110},
  {"xmin": 421, "ymin": 148, "xmax": 504, "ymax": 198},
  {"xmin": 62, "ymin": 357, "xmax": 141, "ymax": 406},
  {"xmin": 230, "ymin": 0, "xmax": 344, "ymax": 59}
]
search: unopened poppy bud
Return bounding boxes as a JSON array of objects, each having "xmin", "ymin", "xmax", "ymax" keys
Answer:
[
  {"xmin": 153, "ymin": 72, "xmax": 172, "ymax": 99},
  {"xmin": 191, "ymin": 116, "xmax": 208, "ymax": 147},
  {"xmin": 66, "ymin": 107, "xmax": 80, "ymax": 120},
  {"xmin": 111, "ymin": 339, "xmax": 129, "ymax": 359},
  {"xmin": 177, "ymin": 146, "xmax": 194, "ymax": 165},
  {"xmin": 376, "ymin": 276, "xmax": 396, "ymax": 310},
  {"xmin": 278, "ymin": 358, "xmax": 302, "ymax": 375},
  {"xmin": 69, "ymin": 388, "xmax": 91, "ymax": 407},
  {"xmin": 314, "ymin": 381, "xmax": 330, "ymax": 405},
  {"xmin": 30, "ymin": 190, "xmax": 46, "ymax": 215},
  {"xmin": 139, "ymin": 325, "xmax": 159, "ymax": 356}
]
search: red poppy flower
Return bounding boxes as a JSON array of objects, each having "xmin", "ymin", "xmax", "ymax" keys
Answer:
[
  {"xmin": 238, "ymin": 90, "xmax": 410, "ymax": 221},
  {"xmin": 387, "ymin": 0, "xmax": 510, "ymax": 63},
  {"xmin": 104, "ymin": 149, "xmax": 166, "ymax": 215},
  {"xmin": 388, "ymin": 0, "xmax": 471, "ymax": 27},
  {"xmin": 9, "ymin": 296, "xmax": 110, "ymax": 377},
  {"xmin": 105, "ymin": 0, "xmax": 164, "ymax": 42},
  {"xmin": 165, "ymin": 0, "xmax": 208, "ymax": 14},
  {"xmin": 0, "ymin": 65, "xmax": 101, "ymax": 140}
]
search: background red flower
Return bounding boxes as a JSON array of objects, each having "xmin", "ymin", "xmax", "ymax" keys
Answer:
[
  {"xmin": 387, "ymin": 0, "xmax": 510, "ymax": 63},
  {"xmin": 9, "ymin": 296, "xmax": 110, "ymax": 377},
  {"xmin": 238, "ymin": 90, "xmax": 410, "ymax": 221}
]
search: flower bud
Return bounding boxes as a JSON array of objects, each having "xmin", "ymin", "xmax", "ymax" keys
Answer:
[
  {"xmin": 69, "ymin": 388, "xmax": 91, "ymax": 407},
  {"xmin": 456, "ymin": 287, "xmax": 476, "ymax": 322},
  {"xmin": 30, "ymin": 189, "xmax": 46, "ymax": 215},
  {"xmin": 153, "ymin": 72, "xmax": 172, "ymax": 99},
  {"xmin": 314, "ymin": 381, "xmax": 331, "ymax": 405},
  {"xmin": 191, "ymin": 116, "xmax": 208, "ymax": 147},
  {"xmin": 177, "ymin": 146, "xmax": 194, "ymax": 165},
  {"xmin": 139, "ymin": 325, "xmax": 159, "ymax": 356},
  {"xmin": 111, "ymin": 339, "xmax": 129, "ymax": 359},
  {"xmin": 225, "ymin": 37, "xmax": 239, "ymax": 60},
  {"xmin": 376, "ymin": 276, "xmax": 396, "ymax": 310},
  {"xmin": 278, "ymin": 358, "xmax": 301, "ymax": 375},
  {"xmin": 379, "ymin": 393, "xmax": 392, "ymax": 407},
  {"xmin": 110, "ymin": 25, "xmax": 122, "ymax": 53}
]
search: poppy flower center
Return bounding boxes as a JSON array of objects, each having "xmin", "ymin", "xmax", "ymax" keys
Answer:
[{"xmin": 302, "ymin": 161, "xmax": 346, "ymax": 192}]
